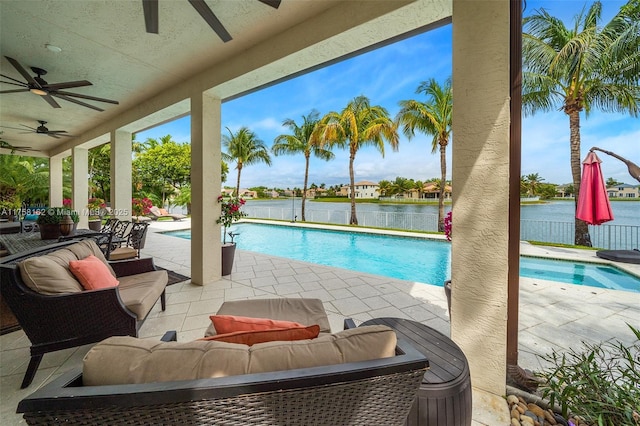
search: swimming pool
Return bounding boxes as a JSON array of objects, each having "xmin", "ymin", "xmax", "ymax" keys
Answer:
[{"xmin": 165, "ymin": 223, "xmax": 640, "ymax": 293}]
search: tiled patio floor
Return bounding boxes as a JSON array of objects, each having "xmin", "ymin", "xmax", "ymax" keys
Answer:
[{"xmin": 1, "ymin": 219, "xmax": 638, "ymax": 425}]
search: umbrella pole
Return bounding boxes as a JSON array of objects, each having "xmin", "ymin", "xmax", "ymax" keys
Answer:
[{"xmin": 590, "ymin": 147, "xmax": 640, "ymax": 183}]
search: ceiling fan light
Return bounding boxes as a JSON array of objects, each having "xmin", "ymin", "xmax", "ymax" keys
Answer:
[
  {"xmin": 45, "ymin": 44, "xmax": 62, "ymax": 53},
  {"xmin": 30, "ymin": 88, "xmax": 47, "ymax": 96}
]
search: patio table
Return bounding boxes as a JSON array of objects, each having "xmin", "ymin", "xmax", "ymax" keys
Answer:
[
  {"xmin": 0, "ymin": 229, "xmax": 99, "ymax": 255},
  {"xmin": 360, "ymin": 317, "xmax": 472, "ymax": 426}
]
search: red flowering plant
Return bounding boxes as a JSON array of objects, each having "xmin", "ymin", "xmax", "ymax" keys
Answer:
[
  {"xmin": 444, "ymin": 211, "xmax": 453, "ymax": 241},
  {"xmin": 132, "ymin": 197, "xmax": 152, "ymax": 217},
  {"xmin": 87, "ymin": 197, "xmax": 106, "ymax": 219},
  {"xmin": 216, "ymin": 195, "xmax": 247, "ymax": 244},
  {"xmin": 62, "ymin": 198, "xmax": 72, "ymax": 207}
]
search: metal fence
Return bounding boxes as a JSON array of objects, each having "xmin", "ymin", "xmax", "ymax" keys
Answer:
[{"xmin": 243, "ymin": 205, "xmax": 639, "ymax": 250}]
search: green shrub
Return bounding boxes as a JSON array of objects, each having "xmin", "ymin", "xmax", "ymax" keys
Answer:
[{"xmin": 537, "ymin": 324, "xmax": 640, "ymax": 426}]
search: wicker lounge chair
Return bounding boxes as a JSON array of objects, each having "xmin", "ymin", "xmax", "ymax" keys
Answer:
[
  {"xmin": 148, "ymin": 206, "xmax": 186, "ymax": 221},
  {"xmin": 0, "ymin": 240, "xmax": 167, "ymax": 388},
  {"xmin": 17, "ymin": 329, "xmax": 428, "ymax": 425}
]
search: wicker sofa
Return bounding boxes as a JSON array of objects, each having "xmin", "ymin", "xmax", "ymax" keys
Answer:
[
  {"xmin": 17, "ymin": 299, "xmax": 430, "ymax": 425},
  {"xmin": 0, "ymin": 239, "xmax": 168, "ymax": 388}
]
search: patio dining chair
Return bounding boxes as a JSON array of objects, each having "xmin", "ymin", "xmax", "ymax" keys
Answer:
[
  {"xmin": 108, "ymin": 222, "xmax": 149, "ymax": 261},
  {"xmin": 110, "ymin": 220, "xmax": 132, "ymax": 246},
  {"xmin": 100, "ymin": 218, "xmax": 119, "ymax": 234}
]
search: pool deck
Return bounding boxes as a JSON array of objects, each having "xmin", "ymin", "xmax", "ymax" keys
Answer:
[{"xmin": 1, "ymin": 219, "xmax": 639, "ymax": 425}]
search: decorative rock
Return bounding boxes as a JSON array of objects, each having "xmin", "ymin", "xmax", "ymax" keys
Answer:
[
  {"xmin": 507, "ymin": 395, "xmax": 520, "ymax": 405},
  {"xmin": 517, "ymin": 402, "xmax": 527, "ymax": 413},
  {"xmin": 544, "ymin": 410, "xmax": 557, "ymax": 424},
  {"xmin": 520, "ymin": 414, "xmax": 535, "ymax": 425},
  {"xmin": 511, "ymin": 418, "xmax": 520, "ymax": 426},
  {"xmin": 553, "ymin": 414, "xmax": 569, "ymax": 426},
  {"xmin": 512, "ymin": 407, "xmax": 521, "ymax": 419},
  {"xmin": 528, "ymin": 403, "xmax": 546, "ymax": 418}
]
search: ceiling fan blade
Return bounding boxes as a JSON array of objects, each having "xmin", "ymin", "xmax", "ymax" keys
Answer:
[
  {"xmin": 1, "ymin": 73, "xmax": 29, "ymax": 85},
  {"xmin": 52, "ymin": 93, "xmax": 105, "ymax": 112},
  {"xmin": 188, "ymin": 0, "xmax": 232, "ymax": 42},
  {"xmin": 46, "ymin": 130, "xmax": 69, "ymax": 134},
  {"xmin": 20, "ymin": 124, "xmax": 38, "ymax": 131},
  {"xmin": 4, "ymin": 56, "xmax": 39, "ymax": 86},
  {"xmin": 0, "ymin": 125, "xmax": 30, "ymax": 131},
  {"xmin": 44, "ymin": 80, "xmax": 92, "ymax": 91},
  {"xmin": 142, "ymin": 0, "xmax": 159, "ymax": 34},
  {"xmin": 55, "ymin": 90, "xmax": 119, "ymax": 104},
  {"xmin": 41, "ymin": 94, "xmax": 62, "ymax": 108},
  {"xmin": 257, "ymin": 0, "xmax": 281, "ymax": 8},
  {"xmin": 47, "ymin": 133, "xmax": 61, "ymax": 139},
  {"xmin": 0, "ymin": 88, "xmax": 30, "ymax": 94}
]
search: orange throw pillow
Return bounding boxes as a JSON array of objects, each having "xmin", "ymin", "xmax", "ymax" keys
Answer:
[
  {"xmin": 199, "ymin": 325, "xmax": 320, "ymax": 346},
  {"xmin": 210, "ymin": 315, "xmax": 306, "ymax": 334},
  {"xmin": 69, "ymin": 255, "xmax": 119, "ymax": 290}
]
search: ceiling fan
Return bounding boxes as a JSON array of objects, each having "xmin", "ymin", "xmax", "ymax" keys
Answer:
[
  {"xmin": 0, "ymin": 139, "xmax": 39, "ymax": 154},
  {"xmin": 0, "ymin": 56, "xmax": 119, "ymax": 112},
  {"xmin": 142, "ymin": 0, "xmax": 281, "ymax": 42},
  {"xmin": 1, "ymin": 120, "xmax": 73, "ymax": 139}
]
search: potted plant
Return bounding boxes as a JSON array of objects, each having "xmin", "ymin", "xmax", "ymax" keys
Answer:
[
  {"xmin": 87, "ymin": 198, "xmax": 105, "ymax": 231},
  {"xmin": 216, "ymin": 194, "xmax": 247, "ymax": 275},
  {"xmin": 36, "ymin": 208, "xmax": 63, "ymax": 239}
]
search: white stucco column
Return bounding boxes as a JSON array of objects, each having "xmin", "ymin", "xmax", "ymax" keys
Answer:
[
  {"xmin": 48, "ymin": 155, "xmax": 64, "ymax": 207},
  {"xmin": 110, "ymin": 130, "xmax": 132, "ymax": 220},
  {"xmin": 191, "ymin": 93, "xmax": 221, "ymax": 285},
  {"xmin": 72, "ymin": 147, "xmax": 89, "ymax": 229},
  {"xmin": 451, "ymin": 0, "xmax": 510, "ymax": 394}
]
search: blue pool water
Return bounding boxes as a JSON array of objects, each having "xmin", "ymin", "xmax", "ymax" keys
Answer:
[{"xmin": 165, "ymin": 223, "xmax": 640, "ymax": 293}]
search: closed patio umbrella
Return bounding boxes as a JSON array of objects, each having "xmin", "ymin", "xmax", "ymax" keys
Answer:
[{"xmin": 576, "ymin": 150, "xmax": 614, "ymax": 225}]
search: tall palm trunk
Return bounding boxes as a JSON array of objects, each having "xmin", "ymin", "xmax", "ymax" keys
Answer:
[
  {"xmin": 235, "ymin": 164, "xmax": 243, "ymax": 196},
  {"xmin": 302, "ymin": 154, "xmax": 310, "ymax": 221},
  {"xmin": 349, "ymin": 149, "xmax": 357, "ymax": 225},
  {"xmin": 569, "ymin": 110, "xmax": 590, "ymax": 246},
  {"xmin": 438, "ymin": 137, "xmax": 447, "ymax": 232}
]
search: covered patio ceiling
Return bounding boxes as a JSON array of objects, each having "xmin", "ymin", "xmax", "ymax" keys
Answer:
[
  {"xmin": 1, "ymin": 0, "xmax": 520, "ymax": 398},
  {"xmin": 0, "ymin": 0, "xmax": 451, "ymax": 156}
]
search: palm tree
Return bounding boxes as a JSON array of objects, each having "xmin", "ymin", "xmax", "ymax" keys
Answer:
[
  {"xmin": 414, "ymin": 180, "xmax": 425, "ymax": 199},
  {"xmin": 378, "ymin": 180, "xmax": 392, "ymax": 197},
  {"xmin": 396, "ymin": 78, "xmax": 452, "ymax": 231},
  {"xmin": 522, "ymin": 1, "xmax": 640, "ymax": 246},
  {"xmin": 272, "ymin": 111, "xmax": 334, "ymax": 221},
  {"xmin": 524, "ymin": 173, "xmax": 545, "ymax": 197},
  {"xmin": 222, "ymin": 127, "xmax": 272, "ymax": 196},
  {"xmin": 322, "ymin": 96, "xmax": 399, "ymax": 225}
]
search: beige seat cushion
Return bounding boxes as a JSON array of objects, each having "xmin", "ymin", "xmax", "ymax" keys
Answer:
[
  {"xmin": 118, "ymin": 270, "xmax": 168, "ymax": 319},
  {"xmin": 83, "ymin": 325, "xmax": 396, "ymax": 386},
  {"xmin": 109, "ymin": 247, "xmax": 137, "ymax": 261},
  {"xmin": 204, "ymin": 298, "xmax": 331, "ymax": 337}
]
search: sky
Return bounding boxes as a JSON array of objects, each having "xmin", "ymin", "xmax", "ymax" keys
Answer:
[{"xmin": 137, "ymin": 0, "xmax": 639, "ymax": 190}]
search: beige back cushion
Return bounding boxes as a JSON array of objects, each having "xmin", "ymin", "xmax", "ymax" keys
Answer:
[
  {"xmin": 19, "ymin": 248, "xmax": 83, "ymax": 294},
  {"xmin": 18, "ymin": 240, "xmax": 115, "ymax": 294},
  {"xmin": 205, "ymin": 298, "xmax": 332, "ymax": 336},
  {"xmin": 83, "ymin": 325, "xmax": 397, "ymax": 386}
]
